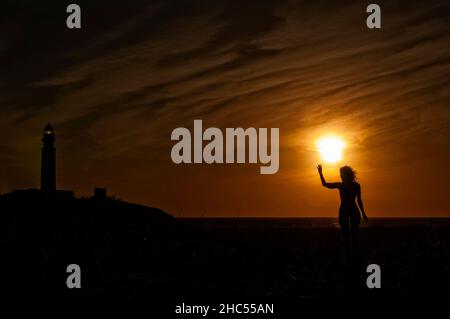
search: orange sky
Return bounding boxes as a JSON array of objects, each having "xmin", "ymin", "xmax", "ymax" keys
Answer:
[{"xmin": 0, "ymin": 0, "xmax": 449, "ymax": 217}]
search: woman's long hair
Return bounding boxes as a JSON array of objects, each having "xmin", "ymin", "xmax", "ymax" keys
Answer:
[{"xmin": 340, "ymin": 166, "xmax": 357, "ymax": 183}]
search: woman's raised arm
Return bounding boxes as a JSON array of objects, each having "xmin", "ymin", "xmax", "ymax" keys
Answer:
[{"xmin": 317, "ymin": 164, "xmax": 340, "ymax": 189}]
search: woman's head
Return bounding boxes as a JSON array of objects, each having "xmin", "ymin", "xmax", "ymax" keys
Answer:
[{"xmin": 340, "ymin": 166, "xmax": 357, "ymax": 183}]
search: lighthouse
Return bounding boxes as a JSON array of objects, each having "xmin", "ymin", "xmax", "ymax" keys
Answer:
[{"xmin": 41, "ymin": 123, "xmax": 56, "ymax": 193}]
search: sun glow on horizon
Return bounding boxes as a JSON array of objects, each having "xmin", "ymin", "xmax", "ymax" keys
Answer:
[{"xmin": 317, "ymin": 136, "xmax": 345, "ymax": 164}]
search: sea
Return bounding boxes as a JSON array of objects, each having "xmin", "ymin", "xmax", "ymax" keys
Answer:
[{"xmin": 179, "ymin": 217, "xmax": 450, "ymax": 229}]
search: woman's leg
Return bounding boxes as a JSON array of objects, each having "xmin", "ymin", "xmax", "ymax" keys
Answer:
[
  {"xmin": 350, "ymin": 217, "xmax": 360, "ymax": 255},
  {"xmin": 339, "ymin": 211, "xmax": 350, "ymax": 256}
]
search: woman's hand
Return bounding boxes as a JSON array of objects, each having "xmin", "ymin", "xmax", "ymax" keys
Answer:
[
  {"xmin": 317, "ymin": 164, "xmax": 323, "ymax": 175},
  {"xmin": 363, "ymin": 214, "xmax": 369, "ymax": 224}
]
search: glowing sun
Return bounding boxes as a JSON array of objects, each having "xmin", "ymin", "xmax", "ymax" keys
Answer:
[{"xmin": 317, "ymin": 136, "xmax": 345, "ymax": 164}]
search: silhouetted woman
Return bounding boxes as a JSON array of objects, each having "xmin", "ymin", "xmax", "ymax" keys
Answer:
[{"xmin": 317, "ymin": 164, "xmax": 368, "ymax": 255}]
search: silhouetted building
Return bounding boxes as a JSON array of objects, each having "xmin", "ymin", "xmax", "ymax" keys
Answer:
[{"xmin": 41, "ymin": 123, "xmax": 56, "ymax": 193}]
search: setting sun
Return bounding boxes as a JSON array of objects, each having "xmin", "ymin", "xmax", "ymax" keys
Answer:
[{"xmin": 317, "ymin": 136, "xmax": 345, "ymax": 164}]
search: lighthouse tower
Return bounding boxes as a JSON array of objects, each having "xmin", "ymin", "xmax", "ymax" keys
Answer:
[{"xmin": 41, "ymin": 123, "xmax": 56, "ymax": 193}]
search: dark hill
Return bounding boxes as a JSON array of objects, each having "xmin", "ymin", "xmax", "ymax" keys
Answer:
[{"xmin": 0, "ymin": 189, "xmax": 175, "ymax": 226}]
